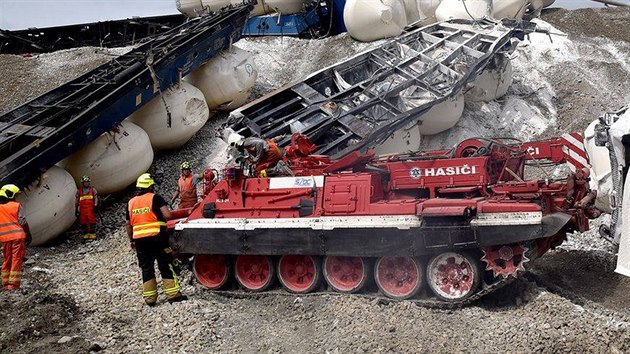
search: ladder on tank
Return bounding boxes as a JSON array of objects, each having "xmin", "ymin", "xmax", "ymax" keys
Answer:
[{"xmin": 227, "ymin": 19, "xmax": 534, "ymax": 158}]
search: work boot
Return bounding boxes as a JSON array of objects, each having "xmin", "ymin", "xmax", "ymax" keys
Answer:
[
  {"xmin": 142, "ymin": 279, "xmax": 158, "ymax": 306},
  {"xmin": 162, "ymin": 278, "xmax": 182, "ymax": 301},
  {"xmin": 168, "ymin": 294, "xmax": 188, "ymax": 303},
  {"xmin": 83, "ymin": 233, "xmax": 96, "ymax": 240}
]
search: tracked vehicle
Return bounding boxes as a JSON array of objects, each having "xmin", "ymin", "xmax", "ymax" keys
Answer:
[{"xmin": 169, "ymin": 130, "xmax": 613, "ymax": 305}]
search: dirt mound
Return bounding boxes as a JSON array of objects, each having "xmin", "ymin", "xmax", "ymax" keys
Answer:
[
  {"xmin": 0, "ymin": 272, "xmax": 91, "ymax": 354},
  {"xmin": 530, "ymin": 249, "xmax": 630, "ymax": 313}
]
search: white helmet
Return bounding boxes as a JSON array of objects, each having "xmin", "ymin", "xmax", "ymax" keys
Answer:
[{"xmin": 227, "ymin": 132, "xmax": 244, "ymax": 148}]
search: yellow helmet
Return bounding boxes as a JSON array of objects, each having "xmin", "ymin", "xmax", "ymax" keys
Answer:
[
  {"xmin": 136, "ymin": 173, "xmax": 155, "ymax": 189},
  {"xmin": 0, "ymin": 184, "xmax": 21, "ymax": 199}
]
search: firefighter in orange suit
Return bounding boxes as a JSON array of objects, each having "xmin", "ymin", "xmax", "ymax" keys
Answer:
[
  {"xmin": 228, "ymin": 133, "xmax": 283, "ymax": 177},
  {"xmin": 75, "ymin": 175, "xmax": 98, "ymax": 240},
  {"xmin": 170, "ymin": 161, "xmax": 200, "ymax": 209},
  {"xmin": 0, "ymin": 184, "xmax": 31, "ymax": 290},
  {"xmin": 126, "ymin": 173, "xmax": 187, "ymax": 306}
]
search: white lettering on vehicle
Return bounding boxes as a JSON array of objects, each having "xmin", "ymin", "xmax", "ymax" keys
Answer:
[
  {"xmin": 409, "ymin": 165, "xmax": 478, "ymax": 178},
  {"xmin": 526, "ymin": 146, "xmax": 541, "ymax": 157}
]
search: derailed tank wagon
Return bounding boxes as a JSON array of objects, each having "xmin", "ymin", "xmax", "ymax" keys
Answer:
[{"xmin": 170, "ymin": 132, "xmax": 602, "ymax": 304}]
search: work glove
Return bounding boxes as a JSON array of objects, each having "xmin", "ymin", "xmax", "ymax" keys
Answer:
[
  {"xmin": 25, "ymin": 233, "xmax": 32, "ymax": 246},
  {"xmin": 259, "ymin": 169, "xmax": 268, "ymax": 178},
  {"xmin": 171, "ymin": 259, "xmax": 182, "ymax": 276}
]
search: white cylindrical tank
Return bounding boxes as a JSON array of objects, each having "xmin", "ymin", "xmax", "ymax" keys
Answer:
[
  {"xmin": 526, "ymin": 0, "xmax": 544, "ymax": 17},
  {"xmin": 64, "ymin": 121, "xmax": 154, "ymax": 195},
  {"xmin": 398, "ymin": 87, "xmax": 464, "ymax": 136},
  {"xmin": 418, "ymin": 93, "xmax": 465, "ymax": 135},
  {"xmin": 128, "ymin": 82, "xmax": 210, "ymax": 150},
  {"xmin": 435, "ymin": 0, "xmax": 492, "ymax": 21},
  {"xmin": 373, "ymin": 119, "xmax": 422, "ymax": 155},
  {"xmin": 230, "ymin": 0, "xmax": 272, "ymax": 16},
  {"xmin": 465, "ymin": 54, "xmax": 513, "ymax": 102},
  {"xmin": 492, "ymin": 0, "xmax": 528, "ymax": 19},
  {"xmin": 186, "ymin": 47, "xmax": 258, "ymax": 111},
  {"xmin": 403, "ymin": 0, "xmax": 422, "ymax": 23},
  {"xmin": 344, "ymin": 0, "xmax": 407, "ymax": 42},
  {"xmin": 179, "ymin": 0, "xmax": 262, "ymax": 17},
  {"xmin": 584, "ymin": 119, "xmax": 613, "ymax": 213},
  {"xmin": 264, "ymin": 0, "xmax": 310, "ymax": 14},
  {"xmin": 204, "ymin": 0, "xmax": 231, "ymax": 10},
  {"xmin": 542, "ymin": 0, "xmax": 555, "ymax": 7},
  {"xmin": 403, "ymin": 0, "xmax": 441, "ymax": 24},
  {"xmin": 176, "ymin": 0, "xmax": 205, "ymax": 17},
  {"xmin": 17, "ymin": 166, "xmax": 76, "ymax": 246},
  {"xmin": 419, "ymin": 0, "xmax": 441, "ymax": 20}
]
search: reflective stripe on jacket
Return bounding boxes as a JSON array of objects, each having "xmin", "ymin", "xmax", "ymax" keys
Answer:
[
  {"xmin": 79, "ymin": 186, "xmax": 97, "ymax": 225},
  {"xmin": 178, "ymin": 175, "xmax": 197, "ymax": 208},
  {"xmin": 0, "ymin": 201, "xmax": 26, "ymax": 242},
  {"xmin": 128, "ymin": 193, "xmax": 166, "ymax": 239}
]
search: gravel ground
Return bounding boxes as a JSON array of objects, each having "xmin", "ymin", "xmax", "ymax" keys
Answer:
[
  {"xmin": 0, "ymin": 47, "xmax": 132, "ymax": 116},
  {"xmin": 2, "ymin": 7, "xmax": 630, "ymax": 354}
]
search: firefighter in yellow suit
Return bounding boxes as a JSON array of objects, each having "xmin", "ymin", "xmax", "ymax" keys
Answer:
[{"xmin": 125, "ymin": 173, "xmax": 187, "ymax": 306}]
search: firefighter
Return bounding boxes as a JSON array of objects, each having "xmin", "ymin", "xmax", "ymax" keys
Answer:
[
  {"xmin": 75, "ymin": 175, "xmax": 98, "ymax": 240},
  {"xmin": 170, "ymin": 161, "xmax": 200, "ymax": 209},
  {"xmin": 228, "ymin": 133, "xmax": 283, "ymax": 177},
  {"xmin": 126, "ymin": 173, "xmax": 187, "ymax": 306},
  {"xmin": 0, "ymin": 184, "xmax": 31, "ymax": 290}
]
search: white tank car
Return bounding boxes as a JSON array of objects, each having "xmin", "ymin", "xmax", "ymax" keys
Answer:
[
  {"xmin": 176, "ymin": 0, "xmax": 206, "ymax": 17},
  {"xmin": 373, "ymin": 119, "xmax": 423, "ymax": 155},
  {"xmin": 466, "ymin": 54, "xmax": 513, "ymax": 102},
  {"xmin": 185, "ymin": 47, "xmax": 258, "ymax": 111},
  {"xmin": 230, "ymin": 0, "xmax": 273, "ymax": 16},
  {"xmin": 373, "ymin": 92, "xmax": 464, "ymax": 154},
  {"xmin": 417, "ymin": 93, "xmax": 465, "ymax": 135},
  {"xmin": 492, "ymin": 0, "xmax": 528, "ymax": 20},
  {"xmin": 64, "ymin": 121, "xmax": 154, "ymax": 195},
  {"xmin": 402, "ymin": 0, "xmax": 441, "ymax": 24},
  {"xmin": 526, "ymin": 0, "xmax": 545, "ymax": 16},
  {"xmin": 264, "ymin": 0, "xmax": 311, "ymax": 14},
  {"xmin": 542, "ymin": 0, "xmax": 555, "ymax": 7},
  {"xmin": 128, "ymin": 82, "xmax": 210, "ymax": 150},
  {"xmin": 435, "ymin": 0, "xmax": 492, "ymax": 21},
  {"xmin": 418, "ymin": 0, "xmax": 441, "ymax": 22},
  {"xmin": 17, "ymin": 166, "xmax": 76, "ymax": 246},
  {"xmin": 177, "ymin": 0, "xmax": 231, "ymax": 17},
  {"xmin": 179, "ymin": 0, "xmax": 258, "ymax": 17},
  {"xmin": 344, "ymin": 0, "xmax": 407, "ymax": 42},
  {"xmin": 402, "ymin": 0, "xmax": 422, "ymax": 24}
]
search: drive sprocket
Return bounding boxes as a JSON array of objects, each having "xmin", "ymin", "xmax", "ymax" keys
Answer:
[{"xmin": 481, "ymin": 243, "xmax": 529, "ymax": 278}]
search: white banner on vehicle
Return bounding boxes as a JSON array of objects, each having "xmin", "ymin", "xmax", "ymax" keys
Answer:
[{"xmin": 269, "ymin": 176, "xmax": 325, "ymax": 189}]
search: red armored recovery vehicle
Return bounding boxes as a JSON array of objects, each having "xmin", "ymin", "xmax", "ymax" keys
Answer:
[{"xmin": 169, "ymin": 133, "xmax": 601, "ymax": 305}]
